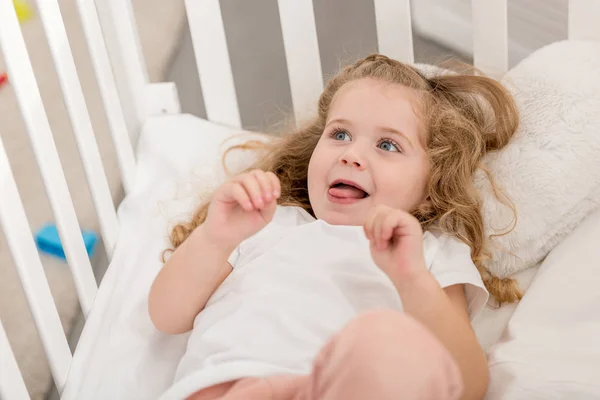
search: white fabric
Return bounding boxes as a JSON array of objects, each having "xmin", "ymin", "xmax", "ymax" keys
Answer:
[
  {"xmin": 476, "ymin": 40, "xmax": 600, "ymax": 278},
  {"xmin": 485, "ymin": 207, "xmax": 600, "ymax": 399},
  {"xmin": 161, "ymin": 205, "xmax": 487, "ymax": 399},
  {"xmin": 471, "ymin": 266, "xmax": 538, "ymax": 351}
]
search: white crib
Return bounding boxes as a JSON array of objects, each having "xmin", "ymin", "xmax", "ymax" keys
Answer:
[{"xmin": 1, "ymin": 0, "xmax": 599, "ymax": 399}]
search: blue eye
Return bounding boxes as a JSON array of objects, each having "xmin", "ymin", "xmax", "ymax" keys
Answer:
[
  {"xmin": 378, "ymin": 139, "xmax": 401, "ymax": 152},
  {"xmin": 331, "ymin": 130, "xmax": 351, "ymax": 141}
]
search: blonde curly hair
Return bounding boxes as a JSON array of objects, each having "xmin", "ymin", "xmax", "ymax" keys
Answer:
[{"xmin": 165, "ymin": 54, "xmax": 521, "ymax": 304}]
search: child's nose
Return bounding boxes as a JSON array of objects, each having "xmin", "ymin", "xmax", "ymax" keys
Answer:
[{"xmin": 339, "ymin": 150, "xmax": 366, "ymax": 170}]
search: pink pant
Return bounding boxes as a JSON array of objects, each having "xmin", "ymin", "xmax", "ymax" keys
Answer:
[{"xmin": 188, "ymin": 310, "xmax": 463, "ymax": 400}]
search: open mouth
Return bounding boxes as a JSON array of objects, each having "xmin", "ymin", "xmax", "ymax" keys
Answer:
[{"xmin": 328, "ymin": 180, "xmax": 369, "ymax": 199}]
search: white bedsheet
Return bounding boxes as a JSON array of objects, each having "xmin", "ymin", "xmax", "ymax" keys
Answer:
[
  {"xmin": 485, "ymin": 207, "xmax": 600, "ymax": 399},
  {"xmin": 62, "ymin": 113, "xmax": 596, "ymax": 400}
]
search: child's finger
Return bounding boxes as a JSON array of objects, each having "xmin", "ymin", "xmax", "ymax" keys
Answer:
[
  {"xmin": 231, "ymin": 183, "xmax": 253, "ymax": 211},
  {"xmin": 238, "ymin": 174, "xmax": 264, "ymax": 209},
  {"xmin": 251, "ymin": 170, "xmax": 273, "ymax": 202},
  {"xmin": 393, "ymin": 210, "xmax": 420, "ymax": 237},
  {"xmin": 379, "ymin": 213, "xmax": 391, "ymax": 250},
  {"xmin": 266, "ymin": 171, "xmax": 281, "ymax": 198},
  {"xmin": 373, "ymin": 211, "xmax": 388, "ymax": 250},
  {"xmin": 370, "ymin": 211, "xmax": 380, "ymax": 246},
  {"xmin": 363, "ymin": 207, "xmax": 378, "ymax": 240},
  {"xmin": 381, "ymin": 213, "xmax": 398, "ymax": 243}
]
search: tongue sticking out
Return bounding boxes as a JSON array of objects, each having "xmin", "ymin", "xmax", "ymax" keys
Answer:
[{"xmin": 328, "ymin": 184, "xmax": 367, "ymax": 199}]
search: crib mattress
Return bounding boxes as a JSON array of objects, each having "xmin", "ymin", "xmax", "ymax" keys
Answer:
[{"xmin": 60, "ymin": 114, "xmax": 598, "ymax": 400}]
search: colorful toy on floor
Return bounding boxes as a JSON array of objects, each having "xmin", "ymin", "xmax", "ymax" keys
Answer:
[
  {"xmin": 35, "ymin": 223, "xmax": 98, "ymax": 261},
  {"xmin": 13, "ymin": 0, "xmax": 34, "ymax": 23}
]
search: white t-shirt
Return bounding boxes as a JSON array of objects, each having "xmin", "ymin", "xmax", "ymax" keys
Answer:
[{"xmin": 161, "ymin": 206, "xmax": 488, "ymax": 399}]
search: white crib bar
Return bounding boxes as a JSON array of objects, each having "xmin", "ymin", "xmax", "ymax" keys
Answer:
[
  {"xmin": 0, "ymin": 0, "xmax": 97, "ymax": 316},
  {"xmin": 277, "ymin": 0, "xmax": 324, "ymax": 126},
  {"xmin": 185, "ymin": 0, "xmax": 241, "ymax": 128},
  {"xmin": 94, "ymin": 0, "xmax": 149, "ymax": 140},
  {"xmin": 36, "ymin": 0, "xmax": 118, "ymax": 258},
  {"xmin": 75, "ymin": 0, "xmax": 137, "ymax": 194},
  {"xmin": 472, "ymin": 0, "xmax": 508, "ymax": 77},
  {"xmin": 0, "ymin": 321, "xmax": 31, "ymax": 400},
  {"xmin": 569, "ymin": 0, "xmax": 600, "ymax": 41},
  {"xmin": 0, "ymin": 138, "xmax": 72, "ymax": 394},
  {"xmin": 374, "ymin": 0, "xmax": 414, "ymax": 64}
]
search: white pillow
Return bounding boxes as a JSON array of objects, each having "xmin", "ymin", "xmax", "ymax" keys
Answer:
[{"xmin": 476, "ymin": 40, "xmax": 600, "ymax": 278}]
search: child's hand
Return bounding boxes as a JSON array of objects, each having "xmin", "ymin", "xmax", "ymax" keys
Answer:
[
  {"xmin": 364, "ymin": 204, "xmax": 428, "ymax": 286},
  {"xmin": 203, "ymin": 170, "xmax": 280, "ymax": 249}
]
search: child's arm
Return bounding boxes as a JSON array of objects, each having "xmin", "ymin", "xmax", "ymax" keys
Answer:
[
  {"xmin": 148, "ymin": 170, "xmax": 281, "ymax": 335},
  {"xmin": 364, "ymin": 205, "xmax": 488, "ymax": 400},
  {"xmin": 148, "ymin": 226, "xmax": 234, "ymax": 335},
  {"xmin": 395, "ymin": 275, "xmax": 488, "ymax": 400}
]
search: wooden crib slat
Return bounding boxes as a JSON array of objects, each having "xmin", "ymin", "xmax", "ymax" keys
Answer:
[
  {"xmin": 472, "ymin": 0, "xmax": 508, "ymax": 77},
  {"xmin": 185, "ymin": 0, "xmax": 241, "ymax": 128},
  {"xmin": 569, "ymin": 0, "xmax": 600, "ymax": 41},
  {"xmin": 277, "ymin": 0, "xmax": 323, "ymax": 126},
  {"xmin": 0, "ymin": 0, "xmax": 97, "ymax": 315},
  {"xmin": 36, "ymin": 0, "xmax": 118, "ymax": 258},
  {"xmin": 0, "ymin": 138, "xmax": 72, "ymax": 394},
  {"xmin": 0, "ymin": 321, "xmax": 31, "ymax": 400},
  {"xmin": 374, "ymin": 0, "xmax": 414, "ymax": 63},
  {"xmin": 74, "ymin": 0, "xmax": 137, "ymax": 194}
]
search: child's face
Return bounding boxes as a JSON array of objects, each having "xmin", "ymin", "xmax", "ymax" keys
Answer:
[{"xmin": 307, "ymin": 78, "xmax": 429, "ymax": 226}]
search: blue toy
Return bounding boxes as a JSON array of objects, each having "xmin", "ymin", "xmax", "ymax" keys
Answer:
[{"xmin": 35, "ymin": 223, "xmax": 98, "ymax": 260}]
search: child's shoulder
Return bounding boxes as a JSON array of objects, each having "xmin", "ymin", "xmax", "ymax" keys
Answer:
[{"xmin": 424, "ymin": 229, "xmax": 473, "ymax": 267}]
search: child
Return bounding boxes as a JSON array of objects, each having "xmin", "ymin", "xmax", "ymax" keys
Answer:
[{"xmin": 149, "ymin": 54, "xmax": 520, "ymax": 400}]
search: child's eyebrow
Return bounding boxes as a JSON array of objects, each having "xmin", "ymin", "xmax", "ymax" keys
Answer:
[{"xmin": 325, "ymin": 117, "xmax": 352, "ymax": 127}]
